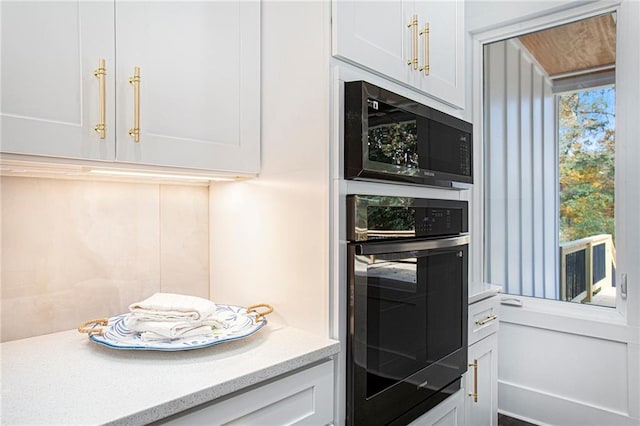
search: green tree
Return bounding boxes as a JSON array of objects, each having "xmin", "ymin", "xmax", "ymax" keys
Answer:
[{"xmin": 559, "ymin": 88, "xmax": 615, "ymax": 243}]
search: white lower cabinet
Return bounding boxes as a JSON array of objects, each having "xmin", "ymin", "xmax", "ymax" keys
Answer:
[
  {"xmin": 160, "ymin": 360, "xmax": 334, "ymax": 425},
  {"xmin": 466, "ymin": 333, "xmax": 498, "ymax": 426},
  {"xmin": 409, "ymin": 390, "xmax": 466, "ymax": 426},
  {"xmin": 465, "ymin": 296, "xmax": 499, "ymax": 426}
]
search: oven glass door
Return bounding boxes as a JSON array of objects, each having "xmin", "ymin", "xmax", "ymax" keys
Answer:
[{"xmin": 349, "ymin": 239, "xmax": 468, "ymax": 425}]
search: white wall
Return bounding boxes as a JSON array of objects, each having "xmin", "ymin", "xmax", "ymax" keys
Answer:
[
  {"xmin": 497, "ymin": 293, "xmax": 639, "ymax": 425},
  {"xmin": 468, "ymin": 0, "xmax": 640, "ymax": 424},
  {"xmin": 209, "ymin": 1, "xmax": 331, "ymax": 337},
  {"xmin": 484, "ymin": 39, "xmax": 557, "ymax": 299}
]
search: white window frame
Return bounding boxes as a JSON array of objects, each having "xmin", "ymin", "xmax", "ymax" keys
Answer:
[
  {"xmin": 470, "ymin": 0, "xmax": 638, "ymax": 328},
  {"xmin": 469, "ymin": 1, "xmax": 639, "ymax": 421}
]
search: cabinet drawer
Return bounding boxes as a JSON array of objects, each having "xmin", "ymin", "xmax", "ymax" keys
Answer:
[
  {"xmin": 160, "ymin": 360, "xmax": 334, "ymax": 425},
  {"xmin": 468, "ymin": 296, "xmax": 499, "ymax": 345}
]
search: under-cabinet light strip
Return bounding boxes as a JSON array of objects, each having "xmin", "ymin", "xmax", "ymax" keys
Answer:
[{"xmin": 89, "ymin": 169, "xmax": 235, "ymax": 181}]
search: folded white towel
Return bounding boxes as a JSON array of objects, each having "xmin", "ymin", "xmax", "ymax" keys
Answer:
[
  {"xmin": 128, "ymin": 292, "xmax": 217, "ymax": 322},
  {"xmin": 125, "ymin": 293, "xmax": 225, "ymax": 341},
  {"xmin": 124, "ymin": 316, "xmax": 224, "ymax": 341},
  {"xmin": 139, "ymin": 326, "xmax": 215, "ymax": 342}
]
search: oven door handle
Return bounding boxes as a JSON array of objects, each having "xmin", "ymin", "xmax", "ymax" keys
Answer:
[{"xmin": 355, "ymin": 235, "xmax": 470, "ymax": 255}]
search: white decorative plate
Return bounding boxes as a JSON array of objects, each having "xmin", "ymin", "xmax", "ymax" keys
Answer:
[{"xmin": 87, "ymin": 304, "xmax": 267, "ymax": 351}]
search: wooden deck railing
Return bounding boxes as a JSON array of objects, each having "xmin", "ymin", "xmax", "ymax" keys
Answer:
[{"xmin": 560, "ymin": 234, "xmax": 616, "ymax": 303}]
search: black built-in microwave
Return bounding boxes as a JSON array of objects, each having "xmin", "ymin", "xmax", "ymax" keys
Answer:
[{"xmin": 344, "ymin": 81, "xmax": 473, "ymax": 188}]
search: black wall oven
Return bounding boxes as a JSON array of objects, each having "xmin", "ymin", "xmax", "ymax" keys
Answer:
[
  {"xmin": 346, "ymin": 195, "xmax": 469, "ymax": 425},
  {"xmin": 344, "ymin": 81, "xmax": 473, "ymax": 189}
]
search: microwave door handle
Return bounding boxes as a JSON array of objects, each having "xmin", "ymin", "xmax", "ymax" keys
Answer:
[{"xmin": 356, "ymin": 235, "xmax": 469, "ymax": 255}]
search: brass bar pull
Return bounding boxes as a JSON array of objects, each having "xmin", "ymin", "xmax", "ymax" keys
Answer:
[
  {"xmin": 406, "ymin": 14, "xmax": 418, "ymax": 70},
  {"xmin": 475, "ymin": 314, "xmax": 498, "ymax": 326},
  {"xmin": 419, "ymin": 22, "xmax": 430, "ymax": 75},
  {"xmin": 93, "ymin": 59, "xmax": 106, "ymax": 139},
  {"xmin": 129, "ymin": 66, "xmax": 141, "ymax": 142},
  {"xmin": 468, "ymin": 360, "xmax": 478, "ymax": 403}
]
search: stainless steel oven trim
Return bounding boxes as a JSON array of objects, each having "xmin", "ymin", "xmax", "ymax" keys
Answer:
[{"xmin": 355, "ymin": 235, "xmax": 469, "ymax": 255}]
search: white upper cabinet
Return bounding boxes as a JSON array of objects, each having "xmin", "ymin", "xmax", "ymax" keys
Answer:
[
  {"xmin": 114, "ymin": 2, "xmax": 260, "ymax": 172},
  {"xmin": 333, "ymin": 0, "xmax": 465, "ymax": 109},
  {"xmin": 332, "ymin": 2, "xmax": 413, "ymax": 85},
  {"xmin": 1, "ymin": 1, "xmax": 260, "ymax": 175},
  {"xmin": 1, "ymin": 1, "xmax": 116, "ymax": 160},
  {"xmin": 411, "ymin": 0, "xmax": 465, "ymax": 108}
]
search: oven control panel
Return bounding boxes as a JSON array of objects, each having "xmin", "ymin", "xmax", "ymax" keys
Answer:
[
  {"xmin": 417, "ymin": 208, "xmax": 463, "ymax": 237},
  {"xmin": 347, "ymin": 195, "xmax": 468, "ymax": 241}
]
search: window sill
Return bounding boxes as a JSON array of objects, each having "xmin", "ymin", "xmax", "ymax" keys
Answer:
[{"xmin": 498, "ymin": 295, "xmax": 637, "ymax": 343}]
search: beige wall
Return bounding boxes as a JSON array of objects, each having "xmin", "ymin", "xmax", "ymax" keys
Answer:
[
  {"xmin": 0, "ymin": 176, "xmax": 210, "ymax": 342},
  {"xmin": 209, "ymin": 1, "xmax": 331, "ymax": 338}
]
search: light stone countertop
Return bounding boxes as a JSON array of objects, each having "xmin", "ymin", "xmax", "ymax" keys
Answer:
[
  {"xmin": 0, "ymin": 323, "xmax": 340, "ymax": 425},
  {"xmin": 469, "ymin": 283, "xmax": 502, "ymax": 304}
]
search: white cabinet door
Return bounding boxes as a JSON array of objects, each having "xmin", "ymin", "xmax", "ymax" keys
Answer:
[
  {"xmin": 333, "ymin": 0, "xmax": 465, "ymax": 109},
  {"xmin": 2, "ymin": 1, "xmax": 260, "ymax": 175},
  {"xmin": 409, "ymin": 390, "xmax": 465, "ymax": 425},
  {"xmin": 412, "ymin": 0, "xmax": 465, "ymax": 108},
  {"xmin": 332, "ymin": 1, "xmax": 414, "ymax": 87},
  {"xmin": 466, "ymin": 333, "xmax": 498, "ymax": 426},
  {"xmin": 1, "ymin": 1, "xmax": 115, "ymax": 160},
  {"xmin": 161, "ymin": 360, "xmax": 334, "ymax": 425},
  {"xmin": 114, "ymin": 1, "xmax": 260, "ymax": 173}
]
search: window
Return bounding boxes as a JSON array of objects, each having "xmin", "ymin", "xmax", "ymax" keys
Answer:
[
  {"xmin": 558, "ymin": 87, "xmax": 616, "ymax": 306},
  {"xmin": 482, "ymin": 13, "xmax": 618, "ymax": 308}
]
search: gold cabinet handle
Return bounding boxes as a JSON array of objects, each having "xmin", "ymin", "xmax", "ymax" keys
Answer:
[
  {"xmin": 406, "ymin": 14, "xmax": 418, "ymax": 69},
  {"xmin": 475, "ymin": 314, "xmax": 498, "ymax": 326},
  {"xmin": 93, "ymin": 59, "xmax": 106, "ymax": 139},
  {"xmin": 128, "ymin": 66, "xmax": 141, "ymax": 142},
  {"xmin": 468, "ymin": 359, "xmax": 478, "ymax": 403},
  {"xmin": 419, "ymin": 23, "xmax": 430, "ymax": 75}
]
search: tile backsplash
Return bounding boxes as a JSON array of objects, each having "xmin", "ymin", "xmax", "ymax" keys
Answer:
[{"xmin": 0, "ymin": 176, "xmax": 209, "ymax": 342}]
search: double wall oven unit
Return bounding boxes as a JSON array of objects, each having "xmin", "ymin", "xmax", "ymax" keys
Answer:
[{"xmin": 346, "ymin": 195, "xmax": 469, "ymax": 425}]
